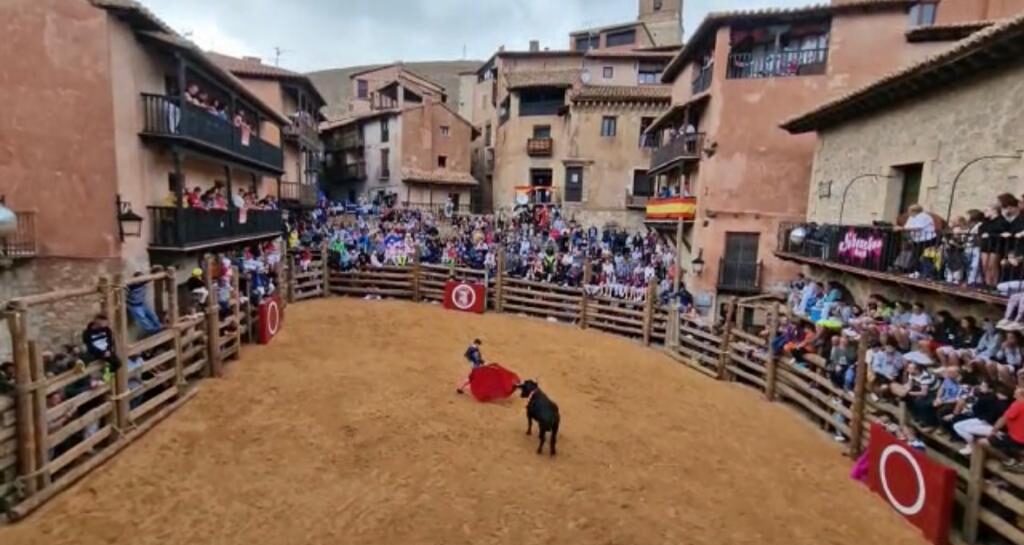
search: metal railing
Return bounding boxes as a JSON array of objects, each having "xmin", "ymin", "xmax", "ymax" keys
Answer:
[
  {"xmin": 526, "ymin": 137, "xmax": 553, "ymax": 157},
  {"xmin": 0, "ymin": 211, "xmax": 37, "ymax": 259},
  {"xmin": 148, "ymin": 206, "xmax": 282, "ymax": 248},
  {"xmin": 726, "ymin": 48, "xmax": 829, "ymax": 79},
  {"xmin": 140, "ymin": 94, "xmax": 284, "ymax": 170},
  {"xmin": 279, "ymin": 181, "xmax": 318, "ymax": 207},
  {"xmin": 717, "ymin": 258, "xmax": 763, "ymax": 293},
  {"xmin": 691, "ymin": 63, "xmax": 713, "ymax": 95},
  {"xmin": 650, "ymin": 133, "xmax": 703, "ymax": 171},
  {"xmin": 777, "ymin": 222, "xmax": 1024, "ymax": 298}
]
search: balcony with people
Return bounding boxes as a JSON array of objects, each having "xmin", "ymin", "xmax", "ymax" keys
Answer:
[
  {"xmin": 777, "ymin": 195, "xmax": 1024, "ymax": 304},
  {"xmin": 644, "ymin": 176, "xmax": 697, "ymax": 224},
  {"xmin": 725, "ymin": 20, "xmax": 830, "ymax": 80},
  {"xmin": 149, "ymin": 181, "xmax": 283, "ymax": 251}
]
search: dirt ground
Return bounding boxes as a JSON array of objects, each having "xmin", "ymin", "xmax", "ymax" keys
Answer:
[{"xmin": 0, "ymin": 299, "xmax": 925, "ymax": 545}]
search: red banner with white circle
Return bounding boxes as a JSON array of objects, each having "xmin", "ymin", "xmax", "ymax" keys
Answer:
[
  {"xmin": 867, "ymin": 423, "xmax": 955, "ymax": 545},
  {"xmin": 443, "ymin": 281, "xmax": 486, "ymax": 314},
  {"xmin": 258, "ymin": 294, "xmax": 284, "ymax": 344}
]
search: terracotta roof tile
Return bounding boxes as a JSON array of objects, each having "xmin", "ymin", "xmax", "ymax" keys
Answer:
[
  {"xmin": 401, "ymin": 168, "xmax": 479, "ymax": 187},
  {"xmin": 905, "ymin": 20, "xmax": 995, "ymax": 42},
  {"xmin": 781, "ymin": 13, "xmax": 1024, "ymax": 133},
  {"xmin": 571, "ymin": 85, "xmax": 672, "ymax": 103},
  {"xmin": 207, "ymin": 52, "xmax": 327, "ymax": 107},
  {"xmin": 505, "ymin": 69, "xmax": 579, "ymax": 90},
  {"xmin": 662, "ymin": 0, "xmax": 913, "ymax": 82}
]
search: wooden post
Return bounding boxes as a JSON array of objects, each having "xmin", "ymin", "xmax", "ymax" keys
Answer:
[
  {"xmin": 716, "ymin": 301, "xmax": 736, "ymax": 380},
  {"xmin": 27, "ymin": 341, "xmax": 50, "ymax": 490},
  {"xmin": 286, "ymin": 257, "xmax": 296, "ymax": 304},
  {"xmin": 321, "ymin": 240, "xmax": 330, "ymax": 297},
  {"xmin": 670, "ymin": 217, "xmax": 684, "ymax": 350},
  {"xmin": 411, "ymin": 247, "xmax": 422, "ymax": 302},
  {"xmin": 764, "ymin": 302, "xmax": 780, "ymax": 402},
  {"xmin": 204, "ymin": 255, "xmax": 222, "ymax": 378},
  {"xmin": 5, "ymin": 307, "xmax": 37, "ymax": 495},
  {"xmin": 642, "ymin": 279, "xmax": 657, "ymax": 346},
  {"xmin": 165, "ymin": 267, "xmax": 179, "ymax": 325},
  {"xmin": 151, "ymin": 266, "xmax": 167, "ymax": 323},
  {"xmin": 495, "ymin": 246, "xmax": 505, "ymax": 313},
  {"xmin": 580, "ymin": 256, "xmax": 592, "ymax": 329},
  {"xmin": 103, "ymin": 275, "xmax": 130, "ymax": 431},
  {"xmin": 848, "ymin": 338, "xmax": 870, "ymax": 455},
  {"xmin": 232, "ymin": 266, "xmax": 242, "ymax": 355},
  {"xmin": 963, "ymin": 446, "xmax": 987, "ymax": 544}
]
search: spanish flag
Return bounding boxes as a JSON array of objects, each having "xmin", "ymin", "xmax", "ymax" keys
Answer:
[{"xmin": 646, "ymin": 196, "xmax": 697, "ymax": 220}]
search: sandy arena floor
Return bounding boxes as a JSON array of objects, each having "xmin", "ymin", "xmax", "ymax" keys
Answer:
[{"xmin": 0, "ymin": 298, "xmax": 924, "ymax": 545}]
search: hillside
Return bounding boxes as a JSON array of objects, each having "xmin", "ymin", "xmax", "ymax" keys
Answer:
[{"xmin": 307, "ymin": 60, "xmax": 483, "ymax": 120}]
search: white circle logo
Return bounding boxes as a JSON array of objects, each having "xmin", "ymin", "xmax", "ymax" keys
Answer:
[
  {"xmin": 265, "ymin": 300, "xmax": 281, "ymax": 336},
  {"xmin": 452, "ymin": 284, "xmax": 477, "ymax": 310},
  {"xmin": 879, "ymin": 444, "xmax": 927, "ymax": 516}
]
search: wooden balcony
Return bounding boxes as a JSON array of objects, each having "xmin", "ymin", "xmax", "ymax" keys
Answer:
[
  {"xmin": 0, "ymin": 210, "xmax": 37, "ymax": 260},
  {"xmin": 650, "ymin": 133, "xmax": 703, "ymax": 173},
  {"xmin": 148, "ymin": 207, "xmax": 282, "ymax": 251},
  {"xmin": 645, "ymin": 196, "xmax": 696, "ymax": 222},
  {"xmin": 282, "ymin": 113, "xmax": 322, "ymax": 150},
  {"xmin": 279, "ymin": 181, "xmax": 318, "ymax": 208},
  {"xmin": 140, "ymin": 94, "xmax": 284, "ymax": 173},
  {"xmin": 527, "ymin": 138, "xmax": 553, "ymax": 157}
]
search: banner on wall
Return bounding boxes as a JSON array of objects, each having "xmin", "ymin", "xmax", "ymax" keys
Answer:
[
  {"xmin": 258, "ymin": 294, "xmax": 284, "ymax": 344},
  {"xmin": 867, "ymin": 423, "xmax": 955, "ymax": 545},
  {"xmin": 443, "ymin": 281, "xmax": 486, "ymax": 314},
  {"xmin": 834, "ymin": 226, "xmax": 892, "ymax": 270}
]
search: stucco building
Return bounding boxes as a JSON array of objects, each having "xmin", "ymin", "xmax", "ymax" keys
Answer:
[
  {"xmin": 774, "ymin": 11, "xmax": 1024, "ymax": 317},
  {"xmin": 322, "ymin": 67, "xmax": 478, "ymax": 210},
  {"xmin": 462, "ymin": 0, "xmax": 683, "ymax": 228},
  {"xmin": 0, "ymin": 0, "xmax": 294, "ymax": 348},
  {"xmin": 650, "ymin": 0, "xmax": 1022, "ymax": 308}
]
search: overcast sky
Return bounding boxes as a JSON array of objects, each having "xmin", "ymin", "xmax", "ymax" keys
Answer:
[{"xmin": 141, "ymin": 0, "xmax": 811, "ymax": 73}]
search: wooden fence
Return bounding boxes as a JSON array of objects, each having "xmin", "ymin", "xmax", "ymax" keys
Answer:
[{"xmin": 1, "ymin": 256, "xmax": 1022, "ymax": 543}]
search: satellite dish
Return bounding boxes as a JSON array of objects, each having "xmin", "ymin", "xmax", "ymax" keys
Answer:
[
  {"xmin": 580, "ymin": 68, "xmax": 591, "ymax": 84},
  {"xmin": 0, "ymin": 203, "xmax": 16, "ymax": 236}
]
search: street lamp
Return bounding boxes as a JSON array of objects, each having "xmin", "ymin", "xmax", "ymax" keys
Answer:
[
  {"xmin": 838, "ymin": 173, "xmax": 895, "ymax": 224},
  {"xmin": 691, "ymin": 249, "xmax": 705, "ymax": 276},
  {"xmin": 944, "ymin": 152, "xmax": 1022, "ymax": 222},
  {"xmin": 116, "ymin": 195, "xmax": 144, "ymax": 241}
]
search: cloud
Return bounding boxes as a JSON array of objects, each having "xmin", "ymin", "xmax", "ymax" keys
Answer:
[{"xmin": 139, "ymin": 0, "xmax": 813, "ymax": 72}]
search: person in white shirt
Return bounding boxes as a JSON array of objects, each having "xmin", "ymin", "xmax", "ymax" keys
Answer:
[{"xmin": 901, "ymin": 204, "xmax": 937, "ymax": 244}]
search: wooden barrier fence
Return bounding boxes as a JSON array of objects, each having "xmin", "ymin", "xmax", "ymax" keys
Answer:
[{"xmin": 1, "ymin": 255, "xmax": 1022, "ymax": 543}]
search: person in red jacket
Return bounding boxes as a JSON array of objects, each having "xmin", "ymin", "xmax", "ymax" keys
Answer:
[{"xmin": 982, "ymin": 386, "xmax": 1024, "ymax": 472}]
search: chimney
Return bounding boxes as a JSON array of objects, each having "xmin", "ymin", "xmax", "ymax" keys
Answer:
[
  {"xmin": 242, "ymin": 56, "xmax": 262, "ymax": 64},
  {"xmin": 499, "ymin": 45, "xmax": 506, "ymax": 52},
  {"xmin": 529, "ymin": 40, "xmax": 540, "ymax": 52}
]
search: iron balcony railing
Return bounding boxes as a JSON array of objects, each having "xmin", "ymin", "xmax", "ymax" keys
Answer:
[
  {"xmin": 526, "ymin": 137, "xmax": 553, "ymax": 157},
  {"xmin": 279, "ymin": 181, "xmax": 318, "ymax": 208},
  {"xmin": 650, "ymin": 133, "xmax": 703, "ymax": 171},
  {"xmin": 148, "ymin": 207, "xmax": 282, "ymax": 249},
  {"xmin": 777, "ymin": 222, "xmax": 1024, "ymax": 298},
  {"xmin": 717, "ymin": 258, "xmax": 763, "ymax": 294},
  {"xmin": 726, "ymin": 48, "xmax": 829, "ymax": 79},
  {"xmin": 0, "ymin": 210, "xmax": 37, "ymax": 259},
  {"xmin": 691, "ymin": 63, "xmax": 713, "ymax": 95},
  {"xmin": 140, "ymin": 94, "xmax": 284, "ymax": 170}
]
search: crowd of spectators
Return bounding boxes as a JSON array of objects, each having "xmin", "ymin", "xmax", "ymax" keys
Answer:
[
  {"xmin": 285, "ymin": 202, "xmax": 694, "ymax": 304},
  {"xmin": 775, "ymin": 274, "xmax": 1024, "ymax": 471}
]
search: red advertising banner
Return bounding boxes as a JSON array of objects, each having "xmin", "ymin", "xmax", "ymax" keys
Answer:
[
  {"xmin": 867, "ymin": 423, "xmax": 956, "ymax": 545},
  {"xmin": 443, "ymin": 280, "xmax": 486, "ymax": 314},
  {"xmin": 258, "ymin": 294, "xmax": 284, "ymax": 344}
]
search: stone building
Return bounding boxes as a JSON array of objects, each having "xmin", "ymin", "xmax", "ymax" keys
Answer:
[
  {"xmin": 0, "ymin": 0, "xmax": 294, "ymax": 351},
  {"xmin": 321, "ymin": 68, "xmax": 478, "ymax": 210},
  {"xmin": 773, "ymin": 12, "xmax": 1024, "ymax": 316},
  {"xmin": 650, "ymin": 0, "xmax": 1022, "ymax": 310}
]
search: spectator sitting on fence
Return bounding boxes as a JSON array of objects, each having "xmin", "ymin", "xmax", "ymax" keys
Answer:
[
  {"xmin": 82, "ymin": 313, "xmax": 120, "ymax": 372},
  {"xmin": 869, "ymin": 338, "xmax": 905, "ymax": 399},
  {"xmin": 979, "ymin": 386, "xmax": 1024, "ymax": 472},
  {"xmin": 946, "ymin": 379, "xmax": 1012, "ymax": 456},
  {"xmin": 185, "ymin": 267, "xmax": 208, "ymax": 316},
  {"xmin": 126, "ymin": 272, "xmax": 163, "ymax": 336},
  {"xmin": 981, "ymin": 330, "xmax": 1023, "ymax": 387}
]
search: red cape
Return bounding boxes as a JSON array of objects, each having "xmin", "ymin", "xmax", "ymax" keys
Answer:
[{"xmin": 468, "ymin": 364, "xmax": 521, "ymax": 402}]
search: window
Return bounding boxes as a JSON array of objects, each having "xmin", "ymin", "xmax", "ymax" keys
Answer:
[
  {"xmin": 380, "ymin": 119, "xmax": 389, "ymax": 142},
  {"xmin": 639, "ymin": 117, "xmax": 656, "ymax": 148},
  {"xmin": 484, "ymin": 123, "xmax": 492, "ymax": 146},
  {"xmin": 533, "ymin": 125, "xmax": 551, "ymax": 139},
  {"xmin": 720, "ymin": 233, "xmax": 761, "ymax": 291},
  {"xmin": 603, "ymin": 66, "xmax": 614, "ymax": 79},
  {"xmin": 654, "ymin": 0, "xmax": 663, "ymax": 10},
  {"xmin": 518, "ymin": 87, "xmax": 566, "ymax": 117},
  {"xmin": 600, "ymin": 116, "xmax": 617, "ymax": 137},
  {"xmin": 440, "ymin": 125, "xmax": 450, "ymax": 136},
  {"xmin": 357, "ymin": 79, "xmax": 368, "ymax": 99},
  {"xmin": 380, "ymin": 149, "xmax": 390, "ymax": 179},
  {"xmin": 896, "ymin": 163, "xmax": 924, "ymax": 214},
  {"xmin": 632, "ymin": 170, "xmax": 653, "ymax": 197},
  {"xmin": 574, "ymin": 35, "xmax": 599, "ymax": 52},
  {"xmin": 438, "ymin": 156, "xmax": 447, "ymax": 168},
  {"xmin": 605, "ymin": 29, "xmax": 637, "ymax": 47},
  {"xmin": 638, "ymin": 62, "xmax": 663, "ymax": 85},
  {"xmin": 565, "ymin": 166, "xmax": 583, "ymax": 203},
  {"xmin": 909, "ymin": 1, "xmax": 938, "ymax": 26}
]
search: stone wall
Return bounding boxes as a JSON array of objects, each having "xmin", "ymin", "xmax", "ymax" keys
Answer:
[{"xmin": 806, "ymin": 61, "xmax": 1024, "ymax": 226}]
